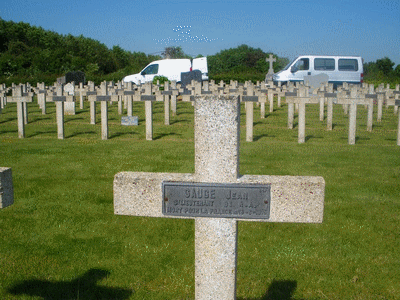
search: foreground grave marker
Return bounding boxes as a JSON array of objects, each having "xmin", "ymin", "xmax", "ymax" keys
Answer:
[
  {"xmin": 0, "ymin": 167, "xmax": 14, "ymax": 209},
  {"xmin": 396, "ymin": 100, "xmax": 400, "ymax": 146},
  {"xmin": 114, "ymin": 95, "xmax": 325, "ymax": 299}
]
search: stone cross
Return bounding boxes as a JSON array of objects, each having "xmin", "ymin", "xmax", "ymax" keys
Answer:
[
  {"xmin": 0, "ymin": 167, "xmax": 14, "ymax": 209},
  {"xmin": 86, "ymin": 82, "xmax": 97, "ymax": 125},
  {"xmin": 7, "ymin": 84, "xmax": 33, "ymax": 138},
  {"xmin": 285, "ymin": 86, "xmax": 320, "ymax": 143},
  {"xmin": 76, "ymin": 82, "xmax": 86, "ymax": 110},
  {"xmin": 266, "ymin": 54, "xmax": 276, "ymax": 75},
  {"xmin": 36, "ymin": 82, "xmax": 47, "ymax": 115},
  {"xmin": 163, "ymin": 81, "xmax": 171, "ymax": 125},
  {"xmin": 242, "ymin": 84, "xmax": 258, "ymax": 142},
  {"xmin": 88, "ymin": 82, "xmax": 113, "ymax": 140},
  {"xmin": 114, "ymin": 95, "xmax": 325, "ymax": 299},
  {"xmin": 140, "ymin": 83, "xmax": 156, "ymax": 141},
  {"xmin": 396, "ymin": 99, "xmax": 400, "ymax": 146},
  {"xmin": 49, "ymin": 84, "xmax": 67, "ymax": 139}
]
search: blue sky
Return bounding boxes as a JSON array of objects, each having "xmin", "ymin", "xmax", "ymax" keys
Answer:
[{"xmin": 2, "ymin": 0, "xmax": 400, "ymax": 66}]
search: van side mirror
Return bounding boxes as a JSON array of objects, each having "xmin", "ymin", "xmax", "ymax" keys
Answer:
[
  {"xmin": 290, "ymin": 66, "xmax": 297, "ymax": 73},
  {"xmin": 141, "ymin": 71, "xmax": 146, "ymax": 76}
]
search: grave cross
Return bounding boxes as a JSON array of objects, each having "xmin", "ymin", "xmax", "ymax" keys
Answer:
[
  {"xmin": 7, "ymin": 84, "xmax": 33, "ymax": 138},
  {"xmin": 47, "ymin": 84, "xmax": 68, "ymax": 139},
  {"xmin": 396, "ymin": 99, "xmax": 400, "ymax": 146},
  {"xmin": 88, "ymin": 82, "xmax": 116, "ymax": 140},
  {"xmin": 35, "ymin": 82, "xmax": 47, "ymax": 115},
  {"xmin": 114, "ymin": 95, "xmax": 325, "ymax": 299},
  {"xmin": 266, "ymin": 54, "xmax": 276, "ymax": 75},
  {"xmin": 0, "ymin": 167, "xmax": 14, "ymax": 209},
  {"xmin": 285, "ymin": 86, "xmax": 320, "ymax": 143}
]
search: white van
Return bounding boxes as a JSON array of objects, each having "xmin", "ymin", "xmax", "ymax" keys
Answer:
[
  {"xmin": 123, "ymin": 57, "xmax": 208, "ymax": 84},
  {"xmin": 273, "ymin": 55, "xmax": 363, "ymax": 86}
]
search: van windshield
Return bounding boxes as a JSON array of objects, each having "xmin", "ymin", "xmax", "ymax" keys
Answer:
[
  {"xmin": 283, "ymin": 58, "xmax": 296, "ymax": 70},
  {"xmin": 141, "ymin": 64, "xmax": 159, "ymax": 75}
]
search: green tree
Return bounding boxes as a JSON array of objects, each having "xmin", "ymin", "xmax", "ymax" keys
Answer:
[
  {"xmin": 395, "ymin": 64, "xmax": 400, "ymax": 77},
  {"xmin": 162, "ymin": 46, "xmax": 190, "ymax": 59},
  {"xmin": 376, "ymin": 57, "xmax": 395, "ymax": 76},
  {"xmin": 112, "ymin": 45, "xmax": 130, "ymax": 69}
]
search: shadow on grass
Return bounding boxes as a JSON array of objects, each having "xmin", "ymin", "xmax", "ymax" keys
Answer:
[
  {"xmin": 0, "ymin": 130, "xmax": 18, "ymax": 135},
  {"xmin": 154, "ymin": 132, "xmax": 180, "ymax": 140},
  {"xmin": 254, "ymin": 134, "xmax": 275, "ymax": 142},
  {"xmin": 339, "ymin": 136, "xmax": 371, "ymax": 142},
  {"xmin": 305, "ymin": 135, "xmax": 324, "ymax": 142},
  {"xmin": 65, "ymin": 117, "xmax": 85, "ymax": 123},
  {"xmin": 27, "ymin": 130, "xmax": 57, "ymax": 138},
  {"xmin": 7, "ymin": 268, "xmax": 133, "ymax": 300},
  {"xmin": 385, "ymin": 137, "xmax": 398, "ymax": 142},
  {"xmin": 238, "ymin": 280, "xmax": 298, "ymax": 300},
  {"xmin": 0, "ymin": 117, "xmax": 16, "ymax": 124},
  {"xmin": 28, "ymin": 116, "xmax": 52, "ymax": 123},
  {"xmin": 110, "ymin": 131, "xmax": 138, "ymax": 139},
  {"xmin": 170, "ymin": 119, "xmax": 190, "ymax": 125},
  {"xmin": 75, "ymin": 110, "xmax": 88, "ymax": 115},
  {"xmin": 67, "ymin": 131, "xmax": 97, "ymax": 138}
]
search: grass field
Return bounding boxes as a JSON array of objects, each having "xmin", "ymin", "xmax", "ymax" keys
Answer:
[{"xmin": 0, "ymin": 97, "xmax": 399, "ymax": 299}]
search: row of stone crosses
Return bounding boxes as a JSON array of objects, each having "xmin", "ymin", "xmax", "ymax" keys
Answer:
[
  {"xmin": 0, "ymin": 79, "xmax": 399, "ymax": 145},
  {"xmin": 0, "ymin": 76, "xmax": 399, "ymax": 298}
]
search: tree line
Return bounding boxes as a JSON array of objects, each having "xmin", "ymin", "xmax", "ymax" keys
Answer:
[{"xmin": 0, "ymin": 18, "xmax": 399, "ymax": 86}]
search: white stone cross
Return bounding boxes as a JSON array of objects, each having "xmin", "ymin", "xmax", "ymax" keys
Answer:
[
  {"xmin": 48, "ymin": 84, "xmax": 68, "ymax": 139},
  {"xmin": 266, "ymin": 54, "xmax": 276, "ymax": 75},
  {"xmin": 88, "ymin": 82, "xmax": 116, "ymax": 140},
  {"xmin": 7, "ymin": 84, "xmax": 33, "ymax": 138},
  {"xmin": 114, "ymin": 95, "xmax": 325, "ymax": 299},
  {"xmin": 0, "ymin": 167, "xmax": 14, "ymax": 209}
]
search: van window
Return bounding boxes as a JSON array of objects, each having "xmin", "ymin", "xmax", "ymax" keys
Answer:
[
  {"xmin": 293, "ymin": 58, "xmax": 309, "ymax": 71},
  {"xmin": 142, "ymin": 64, "xmax": 159, "ymax": 75},
  {"xmin": 338, "ymin": 59, "xmax": 359, "ymax": 71},
  {"xmin": 314, "ymin": 58, "xmax": 335, "ymax": 71}
]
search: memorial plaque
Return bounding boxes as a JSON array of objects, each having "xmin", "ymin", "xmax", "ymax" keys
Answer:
[
  {"xmin": 95, "ymin": 96, "xmax": 111, "ymax": 102},
  {"xmin": 241, "ymin": 96, "xmax": 259, "ymax": 102},
  {"xmin": 162, "ymin": 182, "xmax": 271, "ymax": 219},
  {"xmin": 141, "ymin": 95, "xmax": 156, "ymax": 101},
  {"xmin": 52, "ymin": 96, "xmax": 66, "ymax": 102},
  {"xmin": 121, "ymin": 116, "xmax": 139, "ymax": 126}
]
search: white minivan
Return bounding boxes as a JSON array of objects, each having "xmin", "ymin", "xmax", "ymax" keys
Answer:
[
  {"xmin": 273, "ymin": 55, "xmax": 363, "ymax": 86},
  {"xmin": 123, "ymin": 57, "xmax": 208, "ymax": 85}
]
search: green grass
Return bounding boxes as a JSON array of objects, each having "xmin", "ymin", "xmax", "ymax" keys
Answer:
[{"xmin": 0, "ymin": 98, "xmax": 399, "ymax": 299}]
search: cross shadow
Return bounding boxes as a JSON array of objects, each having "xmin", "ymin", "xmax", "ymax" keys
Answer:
[
  {"xmin": 64, "ymin": 117, "xmax": 85, "ymax": 123},
  {"xmin": 170, "ymin": 119, "xmax": 190, "ymax": 125},
  {"xmin": 238, "ymin": 280, "xmax": 298, "ymax": 300},
  {"xmin": 110, "ymin": 131, "xmax": 138, "ymax": 139},
  {"xmin": 0, "ymin": 130, "xmax": 18, "ymax": 135},
  {"xmin": 254, "ymin": 134, "xmax": 275, "ymax": 141},
  {"xmin": 29, "ymin": 116, "xmax": 52, "ymax": 123},
  {"xmin": 0, "ymin": 117, "xmax": 16, "ymax": 124},
  {"xmin": 75, "ymin": 110, "xmax": 88, "ymax": 115},
  {"xmin": 27, "ymin": 130, "xmax": 57, "ymax": 138},
  {"xmin": 305, "ymin": 135, "xmax": 324, "ymax": 142},
  {"xmin": 67, "ymin": 130, "xmax": 97, "ymax": 138},
  {"xmin": 154, "ymin": 132, "xmax": 180, "ymax": 140},
  {"xmin": 7, "ymin": 268, "xmax": 133, "ymax": 300}
]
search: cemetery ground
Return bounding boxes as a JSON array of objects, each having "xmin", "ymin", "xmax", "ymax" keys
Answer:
[{"xmin": 0, "ymin": 97, "xmax": 399, "ymax": 300}]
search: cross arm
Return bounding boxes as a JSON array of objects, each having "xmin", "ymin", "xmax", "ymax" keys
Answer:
[{"xmin": 113, "ymin": 172, "xmax": 325, "ymax": 223}]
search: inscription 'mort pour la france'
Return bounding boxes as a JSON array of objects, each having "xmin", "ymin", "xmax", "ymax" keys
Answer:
[{"xmin": 162, "ymin": 182, "xmax": 271, "ymax": 219}]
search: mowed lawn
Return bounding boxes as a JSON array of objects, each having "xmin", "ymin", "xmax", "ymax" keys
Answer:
[{"xmin": 0, "ymin": 97, "xmax": 399, "ymax": 300}]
